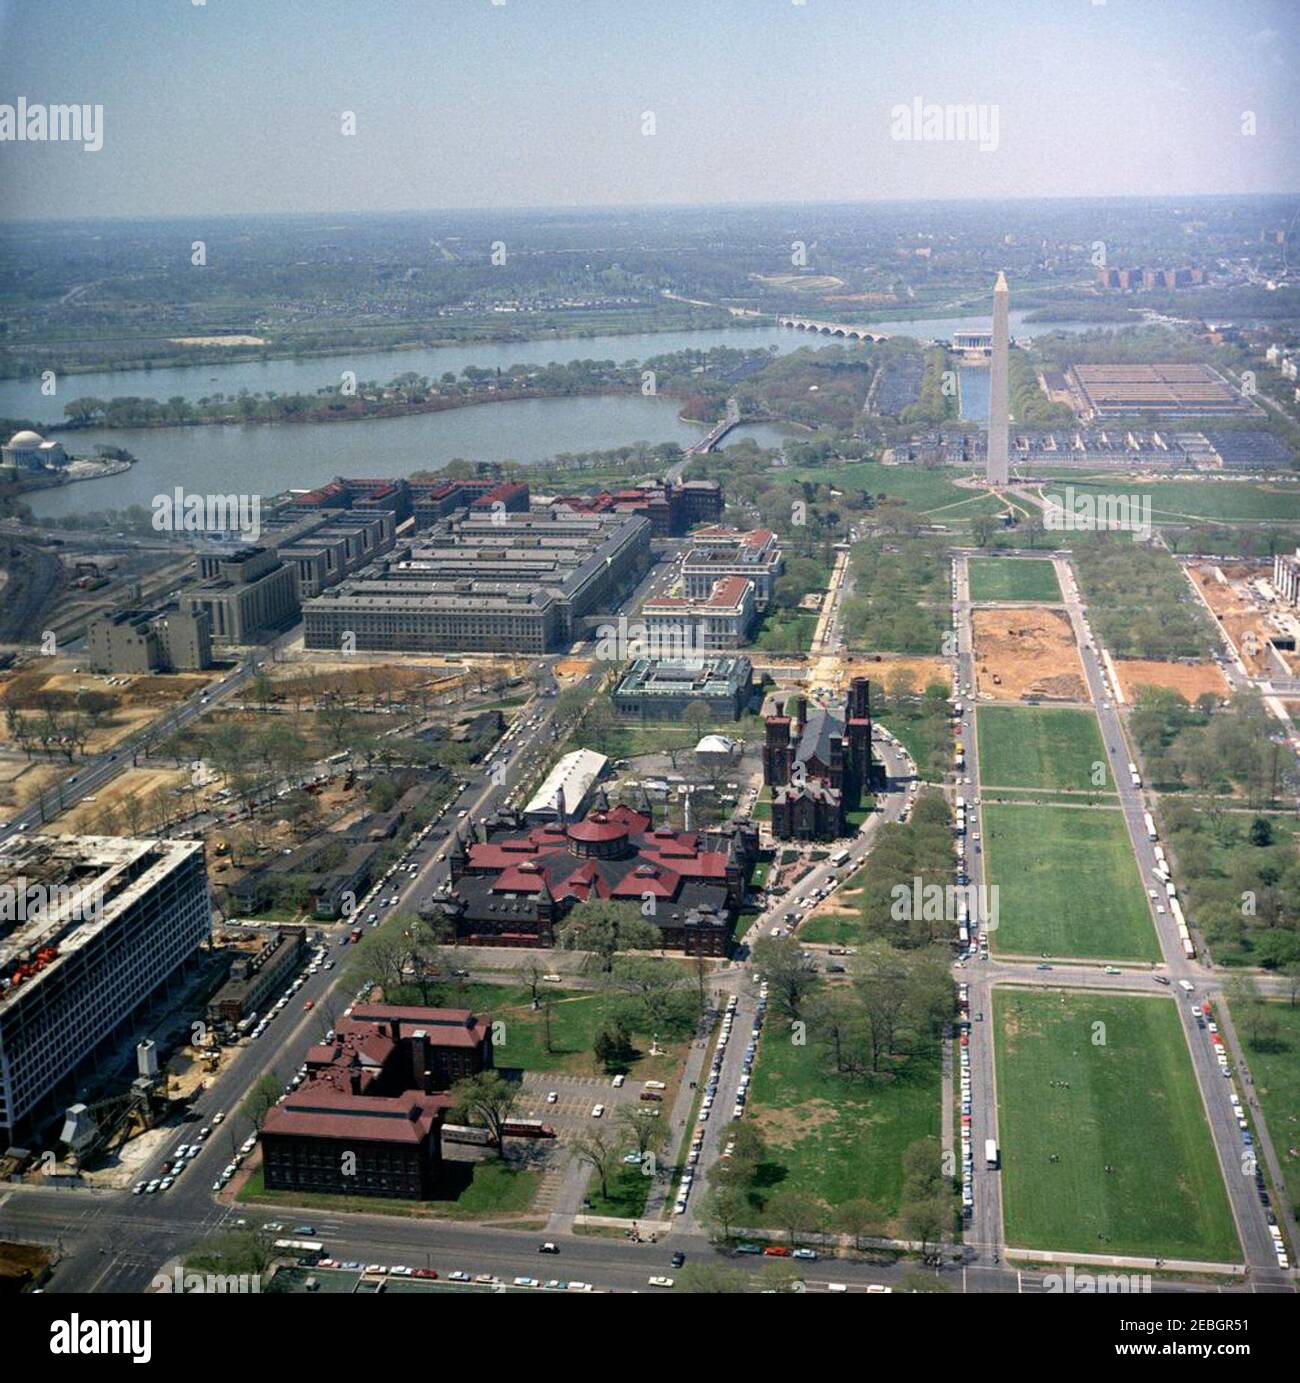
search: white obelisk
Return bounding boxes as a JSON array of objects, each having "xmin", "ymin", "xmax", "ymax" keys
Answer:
[{"xmin": 987, "ymin": 271, "xmax": 1010, "ymax": 486}]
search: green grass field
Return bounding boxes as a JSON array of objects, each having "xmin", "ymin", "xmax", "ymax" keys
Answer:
[
  {"xmin": 741, "ymin": 1021, "xmax": 941, "ymax": 1227},
  {"xmin": 1239, "ymin": 1002, "xmax": 1300, "ymax": 1211},
  {"xmin": 982, "ymin": 803, "xmax": 1159, "ymax": 960},
  {"xmin": 386, "ymin": 981, "xmax": 690, "ymax": 1080},
  {"xmin": 1058, "ymin": 478, "xmax": 1300, "ymax": 525},
  {"xmin": 968, "ymin": 557, "xmax": 1062, "ymax": 602},
  {"xmin": 993, "ymin": 990, "xmax": 1240, "ymax": 1262},
  {"xmin": 976, "ymin": 705, "xmax": 1112, "ymax": 794}
]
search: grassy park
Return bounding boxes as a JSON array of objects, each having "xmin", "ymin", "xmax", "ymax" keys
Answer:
[
  {"xmin": 993, "ymin": 989, "xmax": 1240, "ymax": 1262},
  {"xmin": 982, "ymin": 803, "xmax": 1159, "ymax": 960},
  {"xmin": 968, "ymin": 557, "xmax": 1061, "ymax": 603},
  {"xmin": 976, "ymin": 705, "xmax": 1112, "ymax": 794}
]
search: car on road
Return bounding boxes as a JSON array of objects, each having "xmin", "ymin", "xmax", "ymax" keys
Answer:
[
  {"xmin": 763, "ymin": 1245, "xmax": 790, "ymax": 1257},
  {"xmin": 1153, "ymin": 975, "xmax": 1171, "ymax": 986},
  {"xmin": 1035, "ymin": 963, "xmax": 1052, "ymax": 971},
  {"xmin": 648, "ymin": 1276, "xmax": 675, "ymax": 1288},
  {"xmin": 448, "ymin": 1271, "xmax": 470, "ymax": 1282},
  {"xmin": 1103, "ymin": 966, "xmax": 1121, "ymax": 975},
  {"xmin": 132, "ymin": 1181, "xmax": 146, "ymax": 1194},
  {"xmin": 670, "ymin": 1251, "xmax": 686, "ymax": 1268},
  {"xmin": 538, "ymin": 1242, "xmax": 559, "ymax": 1254},
  {"xmin": 792, "ymin": 1248, "xmax": 818, "ymax": 1260}
]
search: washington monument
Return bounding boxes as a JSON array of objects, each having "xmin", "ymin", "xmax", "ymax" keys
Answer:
[{"xmin": 987, "ymin": 270, "xmax": 1010, "ymax": 485}]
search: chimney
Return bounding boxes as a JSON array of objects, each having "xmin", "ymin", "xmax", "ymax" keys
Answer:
[{"xmin": 411, "ymin": 1029, "xmax": 433, "ymax": 1094}]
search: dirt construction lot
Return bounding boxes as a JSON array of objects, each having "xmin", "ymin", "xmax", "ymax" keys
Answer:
[
  {"xmin": 972, "ymin": 608, "xmax": 1087, "ymax": 702},
  {"xmin": 1188, "ymin": 563, "xmax": 1277, "ymax": 678},
  {"xmin": 1114, "ymin": 658, "xmax": 1231, "ymax": 704}
]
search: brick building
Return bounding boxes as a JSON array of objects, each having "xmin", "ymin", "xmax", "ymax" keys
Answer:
[
  {"xmin": 260, "ymin": 1003, "xmax": 492, "ymax": 1200},
  {"xmin": 762, "ymin": 678, "xmax": 879, "ymax": 841},
  {"xmin": 424, "ymin": 800, "xmax": 754, "ymax": 956}
]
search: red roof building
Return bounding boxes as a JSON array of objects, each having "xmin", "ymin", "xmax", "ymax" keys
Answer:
[
  {"xmin": 424, "ymin": 801, "xmax": 755, "ymax": 956},
  {"xmin": 260, "ymin": 1003, "xmax": 492, "ymax": 1200}
]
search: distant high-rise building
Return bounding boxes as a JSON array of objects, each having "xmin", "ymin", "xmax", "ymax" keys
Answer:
[{"xmin": 987, "ymin": 271, "xmax": 1010, "ymax": 486}]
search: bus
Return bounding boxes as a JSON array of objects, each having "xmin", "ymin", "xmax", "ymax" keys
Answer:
[
  {"xmin": 442, "ymin": 1123, "xmax": 495, "ymax": 1147},
  {"xmin": 985, "ymin": 1139, "xmax": 1000, "ymax": 1170},
  {"xmin": 830, "ymin": 848, "xmax": 850, "ymax": 868},
  {"xmin": 274, "ymin": 1239, "xmax": 325, "ymax": 1258},
  {"xmin": 1143, "ymin": 811, "xmax": 1157, "ymax": 842},
  {"xmin": 502, "ymin": 1119, "xmax": 557, "ymax": 1139}
]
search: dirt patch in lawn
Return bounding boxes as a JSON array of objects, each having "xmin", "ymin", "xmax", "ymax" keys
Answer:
[
  {"xmin": 1114, "ymin": 658, "xmax": 1230, "ymax": 704},
  {"xmin": 972, "ymin": 608, "xmax": 1086, "ymax": 702}
]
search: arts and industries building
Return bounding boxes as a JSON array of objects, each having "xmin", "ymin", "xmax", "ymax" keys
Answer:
[
  {"xmin": 303, "ymin": 508, "xmax": 652, "ymax": 654},
  {"xmin": 762, "ymin": 680, "xmax": 880, "ymax": 841},
  {"xmin": 613, "ymin": 656, "xmax": 754, "ymax": 721},
  {"xmin": 0, "ymin": 835, "xmax": 211, "ymax": 1140},
  {"xmin": 426, "ymin": 799, "xmax": 755, "ymax": 956},
  {"xmin": 260, "ymin": 1003, "xmax": 493, "ymax": 1200},
  {"xmin": 87, "ymin": 606, "xmax": 213, "ymax": 675}
]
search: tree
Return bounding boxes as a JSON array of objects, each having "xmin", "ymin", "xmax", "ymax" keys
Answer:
[
  {"xmin": 616, "ymin": 1106, "xmax": 662, "ymax": 1164},
  {"xmin": 1248, "ymin": 816, "xmax": 1274, "ymax": 848},
  {"xmin": 698, "ymin": 1182, "xmax": 748, "ymax": 1242},
  {"xmin": 766, "ymin": 1188, "xmax": 825, "ymax": 1247},
  {"xmin": 593, "ymin": 1016, "xmax": 635, "ymax": 1072},
  {"xmin": 750, "ymin": 935, "xmax": 821, "ymax": 1020},
  {"xmin": 684, "ymin": 699, "xmax": 714, "ymax": 744},
  {"xmin": 901, "ymin": 1195, "xmax": 951, "ymax": 1265},
  {"xmin": 557, "ymin": 899, "xmax": 661, "ymax": 972},
  {"xmin": 837, "ymin": 1197, "xmax": 887, "ymax": 1250},
  {"xmin": 448, "ymin": 1072, "xmax": 519, "ymax": 1159},
  {"xmin": 570, "ymin": 1128, "xmax": 620, "ymax": 1201},
  {"xmin": 241, "ymin": 1074, "xmax": 281, "ymax": 1131}
]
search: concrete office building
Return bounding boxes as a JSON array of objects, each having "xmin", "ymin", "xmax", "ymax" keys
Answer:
[
  {"xmin": 0, "ymin": 835, "xmax": 211, "ymax": 1139},
  {"xmin": 303, "ymin": 510, "xmax": 651, "ymax": 654},
  {"xmin": 682, "ymin": 527, "xmax": 782, "ymax": 610},
  {"xmin": 642, "ymin": 575, "xmax": 757, "ymax": 652},
  {"xmin": 987, "ymin": 271, "xmax": 1010, "ymax": 486},
  {"xmin": 178, "ymin": 546, "xmax": 300, "ymax": 644},
  {"xmin": 1273, "ymin": 550, "xmax": 1300, "ymax": 609},
  {"xmin": 259, "ymin": 507, "xmax": 397, "ymax": 600},
  {"xmin": 87, "ymin": 607, "xmax": 213, "ymax": 675}
]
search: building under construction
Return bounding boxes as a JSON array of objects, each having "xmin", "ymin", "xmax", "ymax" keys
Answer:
[{"xmin": 0, "ymin": 835, "xmax": 210, "ymax": 1142}]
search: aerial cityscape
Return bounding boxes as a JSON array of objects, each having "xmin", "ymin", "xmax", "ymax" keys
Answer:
[{"xmin": 1, "ymin": 0, "xmax": 1298, "ymax": 1350}]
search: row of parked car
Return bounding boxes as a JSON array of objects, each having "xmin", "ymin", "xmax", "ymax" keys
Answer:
[
  {"xmin": 312, "ymin": 1259, "xmax": 597, "ymax": 1291},
  {"xmin": 1200, "ymin": 999, "xmax": 1291, "ymax": 1271},
  {"xmin": 957, "ymin": 982, "xmax": 976, "ymax": 1219}
]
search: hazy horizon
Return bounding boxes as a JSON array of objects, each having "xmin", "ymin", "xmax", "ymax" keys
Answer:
[{"xmin": 1, "ymin": 0, "xmax": 1297, "ymax": 222}]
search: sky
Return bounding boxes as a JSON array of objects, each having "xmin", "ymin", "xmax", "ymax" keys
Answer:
[{"xmin": 0, "ymin": 0, "xmax": 1297, "ymax": 220}]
